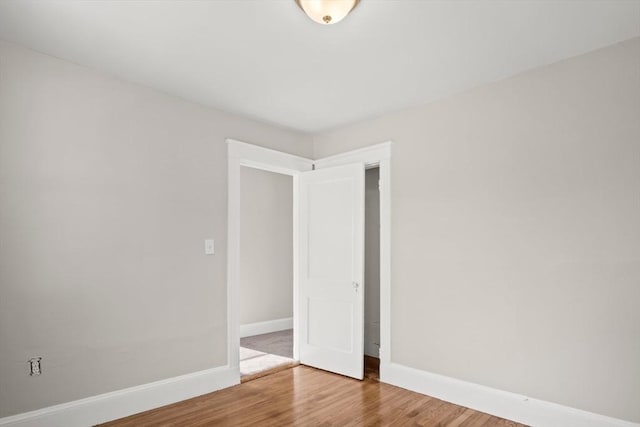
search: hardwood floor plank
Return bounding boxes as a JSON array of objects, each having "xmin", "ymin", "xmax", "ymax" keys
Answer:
[{"xmin": 99, "ymin": 365, "xmax": 527, "ymax": 427}]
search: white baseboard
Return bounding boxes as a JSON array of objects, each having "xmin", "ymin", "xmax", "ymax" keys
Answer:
[
  {"xmin": 240, "ymin": 317, "xmax": 293, "ymax": 338},
  {"xmin": 381, "ymin": 362, "xmax": 638, "ymax": 427},
  {"xmin": 0, "ymin": 365, "xmax": 239, "ymax": 427}
]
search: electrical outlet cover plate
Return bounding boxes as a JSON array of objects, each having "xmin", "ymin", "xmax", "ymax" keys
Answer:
[{"xmin": 29, "ymin": 357, "xmax": 42, "ymax": 376}]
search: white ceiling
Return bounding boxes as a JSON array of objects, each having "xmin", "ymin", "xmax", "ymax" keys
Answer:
[{"xmin": 0, "ymin": 0, "xmax": 638, "ymax": 133}]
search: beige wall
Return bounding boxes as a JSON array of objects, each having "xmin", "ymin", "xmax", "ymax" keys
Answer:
[
  {"xmin": 239, "ymin": 167, "xmax": 293, "ymax": 326},
  {"xmin": 313, "ymin": 38, "xmax": 640, "ymax": 422},
  {"xmin": 0, "ymin": 40, "xmax": 312, "ymax": 417}
]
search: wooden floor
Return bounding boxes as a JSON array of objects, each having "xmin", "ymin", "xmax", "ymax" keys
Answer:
[{"xmin": 99, "ymin": 365, "xmax": 526, "ymax": 427}]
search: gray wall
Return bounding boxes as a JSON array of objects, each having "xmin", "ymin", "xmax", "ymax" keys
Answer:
[
  {"xmin": 313, "ymin": 38, "xmax": 640, "ymax": 423},
  {"xmin": 0, "ymin": 40, "xmax": 312, "ymax": 417},
  {"xmin": 239, "ymin": 167, "xmax": 293, "ymax": 326}
]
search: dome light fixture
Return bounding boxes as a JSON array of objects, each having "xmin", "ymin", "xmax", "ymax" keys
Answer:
[{"xmin": 295, "ymin": 0, "xmax": 360, "ymax": 25}]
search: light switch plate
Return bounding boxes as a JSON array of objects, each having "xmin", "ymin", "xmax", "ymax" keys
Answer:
[{"xmin": 204, "ymin": 239, "xmax": 215, "ymax": 255}]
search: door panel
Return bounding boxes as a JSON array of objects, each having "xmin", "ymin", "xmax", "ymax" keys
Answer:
[
  {"xmin": 298, "ymin": 163, "xmax": 365, "ymax": 379},
  {"xmin": 308, "ymin": 298, "xmax": 352, "ymax": 351}
]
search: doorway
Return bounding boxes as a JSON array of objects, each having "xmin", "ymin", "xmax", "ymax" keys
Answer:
[
  {"xmin": 226, "ymin": 139, "xmax": 391, "ymax": 383},
  {"xmin": 364, "ymin": 166, "xmax": 381, "ymax": 380},
  {"xmin": 238, "ymin": 166, "xmax": 296, "ymax": 381}
]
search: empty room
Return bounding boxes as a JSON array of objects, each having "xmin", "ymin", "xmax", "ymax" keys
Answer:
[{"xmin": 0, "ymin": 1, "xmax": 638, "ymax": 426}]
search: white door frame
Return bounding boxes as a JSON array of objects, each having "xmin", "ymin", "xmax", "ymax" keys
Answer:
[
  {"xmin": 226, "ymin": 139, "xmax": 313, "ymax": 373},
  {"xmin": 226, "ymin": 139, "xmax": 392, "ymax": 381}
]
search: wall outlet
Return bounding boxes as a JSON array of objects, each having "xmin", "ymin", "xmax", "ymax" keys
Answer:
[{"xmin": 29, "ymin": 357, "xmax": 42, "ymax": 376}]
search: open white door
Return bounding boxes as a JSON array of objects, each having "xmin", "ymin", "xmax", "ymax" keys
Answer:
[{"xmin": 298, "ymin": 163, "xmax": 365, "ymax": 379}]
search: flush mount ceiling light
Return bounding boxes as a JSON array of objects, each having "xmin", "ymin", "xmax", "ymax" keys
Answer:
[{"xmin": 295, "ymin": 0, "xmax": 360, "ymax": 25}]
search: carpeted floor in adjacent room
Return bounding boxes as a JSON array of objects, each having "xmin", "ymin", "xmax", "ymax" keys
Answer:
[{"xmin": 239, "ymin": 329, "xmax": 294, "ymax": 378}]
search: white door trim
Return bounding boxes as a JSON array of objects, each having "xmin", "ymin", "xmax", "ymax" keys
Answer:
[
  {"xmin": 226, "ymin": 139, "xmax": 313, "ymax": 374},
  {"xmin": 314, "ymin": 141, "xmax": 393, "ymax": 375},
  {"xmin": 227, "ymin": 139, "xmax": 392, "ymax": 380}
]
